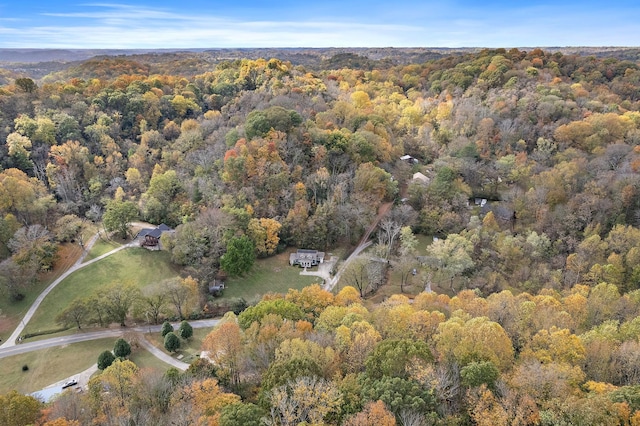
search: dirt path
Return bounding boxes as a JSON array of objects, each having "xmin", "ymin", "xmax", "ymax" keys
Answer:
[{"xmin": 324, "ymin": 201, "xmax": 393, "ymax": 292}]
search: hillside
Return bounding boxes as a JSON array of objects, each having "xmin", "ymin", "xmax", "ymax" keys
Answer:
[{"xmin": 1, "ymin": 47, "xmax": 640, "ymax": 424}]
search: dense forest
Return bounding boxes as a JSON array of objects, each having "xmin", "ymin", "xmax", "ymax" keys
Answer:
[{"xmin": 2, "ymin": 47, "xmax": 640, "ymax": 424}]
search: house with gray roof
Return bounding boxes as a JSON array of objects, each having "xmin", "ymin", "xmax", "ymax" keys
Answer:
[{"xmin": 290, "ymin": 249, "xmax": 325, "ymax": 268}]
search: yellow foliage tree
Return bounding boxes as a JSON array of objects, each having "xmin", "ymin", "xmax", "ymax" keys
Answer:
[
  {"xmin": 247, "ymin": 217, "xmax": 282, "ymax": 256},
  {"xmin": 170, "ymin": 378, "xmax": 240, "ymax": 425}
]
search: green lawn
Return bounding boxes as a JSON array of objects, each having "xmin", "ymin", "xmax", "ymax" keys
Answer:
[
  {"xmin": 84, "ymin": 237, "xmax": 123, "ymax": 261},
  {"xmin": 24, "ymin": 248, "xmax": 181, "ymax": 336},
  {"xmin": 222, "ymin": 251, "xmax": 322, "ymax": 302},
  {"xmin": 129, "ymin": 346, "xmax": 175, "ymax": 373},
  {"xmin": 0, "ymin": 338, "xmax": 115, "ymax": 394}
]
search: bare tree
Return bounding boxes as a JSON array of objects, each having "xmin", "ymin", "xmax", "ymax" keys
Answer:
[{"xmin": 378, "ymin": 218, "xmax": 401, "ymax": 259}]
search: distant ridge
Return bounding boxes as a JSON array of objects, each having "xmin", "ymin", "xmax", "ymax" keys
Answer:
[{"xmin": 1, "ymin": 46, "xmax": 638, "ymax": 64}]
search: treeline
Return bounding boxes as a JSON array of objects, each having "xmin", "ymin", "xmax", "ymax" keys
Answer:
[
  {"xmin": 1, "ymin": 48, "xmax": 640, "ymax": 299},
  {"xmin": 6, "ymin": 283, "xmax": 640, "ymax": 425}
]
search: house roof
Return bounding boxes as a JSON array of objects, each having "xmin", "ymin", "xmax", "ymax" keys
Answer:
[
  {"xmin": 412, "ymin": 172, "xmax": 430, "ymax": 183},
  {"xmin": 138, "ymin": 227, "xmax": 163, "ymax": 239},
  {"xmin": 157, "ymin": 223, "xmax": 172, "ymax": 231}
]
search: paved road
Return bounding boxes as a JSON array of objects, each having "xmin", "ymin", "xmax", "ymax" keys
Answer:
[
  {"xmin": 0, "ymin": 234, "xmax": 135, "ymax": 349},
  {"xmin": 0, "ymin": 319, "xmax": 220, "ymax": 359},
  {"xmin": 139, "ymin": 335, "xmax": 190, "ymax": 371}
]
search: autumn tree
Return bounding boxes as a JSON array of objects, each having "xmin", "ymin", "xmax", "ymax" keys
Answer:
[
  {"xmin": 425, "ymin": 233, "xmax": 474, "ymax": 290},
  {"xmin": 0, "ymin": 390, "xmax": 42, "ymax": 426},
  {"xmin": 56, "ymin": 298, "xmax": 90, "ymax": 329},
  {"xmin": 267, "ymin": 376, "xmax": 343, "ymax": 426},
  {"xmin": 247, "ymin": 217, "xmax": 282, "ymax": 257},
  {"xmin": 344, "ymin": 400, "xmax": 397, "ymax": 426},
  {"xmin": 97, "ymin": 282, "xmax": 142, "ymax": 326},
  {"xmin": 164, "ymin": 276, "xmax": 199, "ymax": 320},
  {"xmin": 202, "ymin": 320, "xmax": 244, "ymax": 387},
  {"xmin": 169, "ymin": 378, "xmax": 240, "ymax": 425}
]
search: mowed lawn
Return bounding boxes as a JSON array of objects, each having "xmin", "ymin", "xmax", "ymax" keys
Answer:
[
  {"xmin": 222, "ymin": 251, "xmax": 322, "ymax": 301},
  {"xmin": 84, "ymin": 237, "xmax": 123, "ymax": 261},
  {"xmin": 24, "ymin": 248, "xmax": 181, "ymax": 336},
  {"xmin": 0, "ymin": 338, "xmax": 115, "ymax": 394},
  {"xmin": 129, "ymin": 345, "xmax": 175, "ymax": 373}
]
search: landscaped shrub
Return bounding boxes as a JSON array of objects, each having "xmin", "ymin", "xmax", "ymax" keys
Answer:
[
  {"xmin": 161, "ymin": 321, "xmax": 173, "ymax": 337},
  {"xmin": 113, "ymin": 338, "xmax": 131, "ymax": 359},
  {"xmin": 164, "ymin": 332, "xmax": 180, "ymax": 353},
  {"xmin": 98, "ymin": 350, "xmax": 115, "ymax": 370},
  {"xmin": 178, "ymin": 320, "xmax": 193, "ymax": 340}
]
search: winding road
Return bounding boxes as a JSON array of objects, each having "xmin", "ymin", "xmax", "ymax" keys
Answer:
[{"xmin": 0, "ymin": 319, "xmax": 220, "ymax": 360}]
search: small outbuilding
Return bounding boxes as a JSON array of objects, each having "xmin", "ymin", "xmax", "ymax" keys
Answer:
[
  {"xmin": 412, "ymin": 172, "xmax": 430, "ymax": 184},
  {"xmin": 208, "ymin": 280, "xmax": 225, "ymax": 297}
]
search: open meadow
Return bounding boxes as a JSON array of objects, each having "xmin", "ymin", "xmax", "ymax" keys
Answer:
[{"xmin": 23, "ymin": 248, "xmax": 181, "ymax": 337}]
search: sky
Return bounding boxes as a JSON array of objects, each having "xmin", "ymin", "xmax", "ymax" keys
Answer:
[{"xmin": 0, "ymin": 1, "xmax": 639, "ymax": 49}]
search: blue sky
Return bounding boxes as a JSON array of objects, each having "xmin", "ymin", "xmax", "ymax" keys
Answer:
[{"xmin": 0, "ymin": 1, "xmax": 639, "ymax": 48}]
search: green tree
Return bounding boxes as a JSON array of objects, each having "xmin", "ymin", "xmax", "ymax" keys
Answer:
[
  {"xmin": 113, "ymin": 338, "xmax": 132, "ymax": 359},
  {"xmin": 102, "ymin": 199, "xmax": 137, "ymax": 239},
  {"xmin": 98, "ymin": 350, "xmax": 115, "ymax": 370},
  {"xmin": 164, "ymin": 331, "xmax": 180, "ymax": 352},
  {"xmin": 178, "ymin": 320, "xmax": 193, "ymax": 340},
  {"xmin": 365, "ymin": 339, "xmax": 434, "ymax": 380},
  {"xmin": 360, "ymin": 376, "xmax": 435, "ymax": 416},
  {"xmin": 220, "ymin": 235, "xmax": 255, "ymax": 276},
  {"xmin": 161, "ymin": 321, "xmax": 174, "ymax": 337},
  {"xmin": 15, "ymin": 77, "xmax": 37, "ymax": 93},
  {"xmin": 237, "ymin": 299, "xmax": 305, "ymax": 329},
  {"xmin": 219, "ymin": 402, "xmax": 265, "ymax": 426},
  {"xmin": 460, "ymin": 361, "xmax": 500, "ymax": 390}
]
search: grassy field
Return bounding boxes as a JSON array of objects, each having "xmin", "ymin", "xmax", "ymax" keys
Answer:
[
  {"xmin": 84, "ymin": 237, "xmax": 123, "ymax": 261},
  {"xmin": 0, "ymin": 338, "xmax": 115, "ymax": 394},
  {"xmin": 222, "ymin": 251, "xmax": 322, "ymax": 302},
  {"xmin": 24, "ymin": 248, "xmax": 181, "ymax": 336},
  {"xmin": 130, "ymin": 345, "xmax": 175, "ymax": 372}
]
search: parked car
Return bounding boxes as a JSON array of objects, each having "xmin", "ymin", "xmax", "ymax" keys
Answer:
[{"xmin": 62, "ymin": 379, "xmax": 77, "ymax": 389}]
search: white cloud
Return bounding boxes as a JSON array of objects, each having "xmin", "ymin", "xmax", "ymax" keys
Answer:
[{"xmin": 1, "ymin": 3, "xmax": 639, "ymax": 48}]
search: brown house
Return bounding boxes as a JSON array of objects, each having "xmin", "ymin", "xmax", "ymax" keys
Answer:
[{"xmin": 137, "ymin": 224, "xmax": 173, "ymax": 248}]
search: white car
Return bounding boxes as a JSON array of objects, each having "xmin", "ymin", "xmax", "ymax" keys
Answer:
[{"xmin": 62, "ymin": 379, "xmax": 78, "ymax": 389}]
